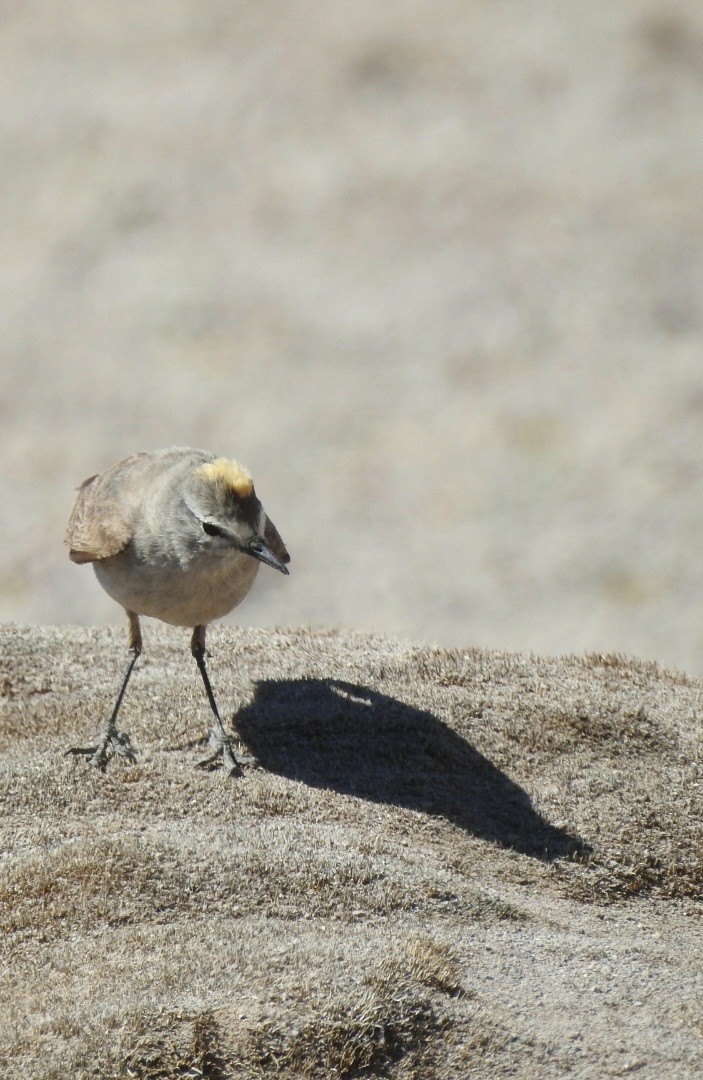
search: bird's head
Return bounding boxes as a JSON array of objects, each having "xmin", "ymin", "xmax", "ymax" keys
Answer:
[{"xmin": 184, "ymin": 457, "xmax": 290, "ymax": 574}]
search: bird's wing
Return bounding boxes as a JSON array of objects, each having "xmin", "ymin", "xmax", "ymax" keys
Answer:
[
  {"xmin": 65, "ymin": 455, "xmax": 142, "ymax": 563},
  {"xmin": 263, "ymin": 516, "xmax": 290, "ymax": 566}
]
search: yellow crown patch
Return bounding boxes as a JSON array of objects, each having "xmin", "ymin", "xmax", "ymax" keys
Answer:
[{"xmin": 196, "ymin": 458, "xmax": 254, "ymax": 497}]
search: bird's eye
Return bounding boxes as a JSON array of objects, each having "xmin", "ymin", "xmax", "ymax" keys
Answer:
[{"xmin": 202, "ymin": 522, "xmax": 223, "ymax": 537}]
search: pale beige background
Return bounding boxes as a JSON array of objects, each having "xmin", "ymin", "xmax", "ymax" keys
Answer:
[{"xmin": 2, "ymin": 1, "xmax": 703, "ymax": 672}]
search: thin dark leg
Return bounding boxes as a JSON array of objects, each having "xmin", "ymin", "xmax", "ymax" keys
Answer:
[
  {"xmin": 66, "ymin": 611, "xmax": 141, "ymax": 771},
  {"xmin": 191, "ymin": 624, "xmax": 241, "ymax": 776}
]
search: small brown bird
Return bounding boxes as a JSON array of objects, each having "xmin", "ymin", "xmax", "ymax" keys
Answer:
[{"xmin": 65, "ymin": 447, "xmax": 290, "ymax": 773}]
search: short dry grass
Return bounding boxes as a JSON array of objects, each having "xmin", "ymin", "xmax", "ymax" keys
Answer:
[{"xmin": 1, "ymin": 625, "xmax": 702, "ymax": 1078}]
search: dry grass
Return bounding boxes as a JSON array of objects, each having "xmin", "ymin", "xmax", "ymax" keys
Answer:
[
  {"xmin": 1, "ymin": 625, "xmax": 702, "ymax": 1078},
  {"xmin": 122, "ymin": 981, "xmax": 445, "ymax": 1080}
]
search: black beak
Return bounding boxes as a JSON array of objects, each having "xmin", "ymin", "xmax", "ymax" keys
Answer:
[{"xmin": 246, "ymin": 540, "xmax": 290, "ymax": 575}]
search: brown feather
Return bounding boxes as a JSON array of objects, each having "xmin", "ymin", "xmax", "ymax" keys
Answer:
[{"xmin": 65, "ymin": 460, "xmax": 137, "ymax": 562}]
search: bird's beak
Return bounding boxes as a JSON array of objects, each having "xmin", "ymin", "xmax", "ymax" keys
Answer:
[{"xmin": 246, "ymin": 539, "xmax": 290, "ymax": 575}]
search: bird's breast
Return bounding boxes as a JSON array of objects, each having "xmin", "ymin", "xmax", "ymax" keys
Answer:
[{"xmin": 93, "ymin": 545, "xmax": 260, "ymax": 627}]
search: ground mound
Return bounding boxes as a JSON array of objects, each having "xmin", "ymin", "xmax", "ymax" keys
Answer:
[{"xmin": 1, "ymin": 625, "xmax": 701, "ymax": 1078}]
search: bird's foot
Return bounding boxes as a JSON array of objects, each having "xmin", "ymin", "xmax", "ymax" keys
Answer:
[
  {"xmin": 65, "ymin": 729, "xmax": 137, "ymax": 771},
  {"xmin": 195, "ymin": 728, "xmax": 245, "ymax": 777}
]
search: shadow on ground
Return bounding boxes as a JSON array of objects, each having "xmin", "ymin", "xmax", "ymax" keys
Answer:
[{"xmin": 234, "ymin": 678, "xmax": 588, "ymax": 862}]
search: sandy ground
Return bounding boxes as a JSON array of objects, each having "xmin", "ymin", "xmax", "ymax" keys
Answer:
[
  {"xmin": 1, "ymin": 624, "xmax": 702, "ymax": 1078},
  {"xmin": 2, "ymin": 2, "xmax": 703, "ymax": 672}
]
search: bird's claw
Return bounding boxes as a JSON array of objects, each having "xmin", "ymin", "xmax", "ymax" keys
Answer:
[
  {"xmin": 195, "ymin": 731, "xmax": 243, "ymax": 777},
  {"xmin": 65, "ymin": 730, "xmax": 137, "ymax": 771}
]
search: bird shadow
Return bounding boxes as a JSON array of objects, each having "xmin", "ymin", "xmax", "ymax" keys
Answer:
[{"xmin": 233, "ymin": 678, "xmax": 589, "ymax": 863}]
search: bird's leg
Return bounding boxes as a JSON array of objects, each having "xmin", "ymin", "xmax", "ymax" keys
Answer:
[
  {"xmin": 191, "ymin": 625, "xmax": 242, "ymax": 776},
  {"xmin": 66, "ymin": 611, "xmax": 141, "ymax": 771}
]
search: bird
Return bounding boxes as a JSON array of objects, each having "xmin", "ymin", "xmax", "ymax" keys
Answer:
[{"xmin": 64, "ymin": 446, "xmax": 290, "ymax": 774}]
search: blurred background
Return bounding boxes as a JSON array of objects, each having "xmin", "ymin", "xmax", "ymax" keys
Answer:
[{"xmin": 2, "ymin": 1, "xmax": 703, "ymax": 673}]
